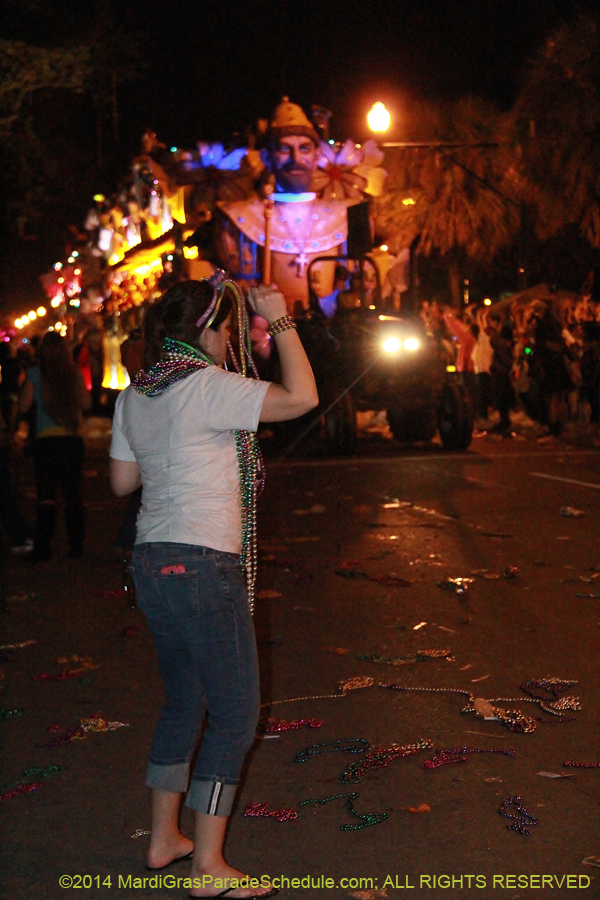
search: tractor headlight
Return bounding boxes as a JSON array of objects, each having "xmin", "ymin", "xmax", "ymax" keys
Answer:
[
  {"xmin": 403, "ymin": 337, "xmax": 419, "ymax": 351},
  {"xmin": 382, "ymin": 335, "xmax": 420, "ymax": 354},
  {"xmin": 382, "ymin": 336, "xmax": 402, "ymax": 354}
]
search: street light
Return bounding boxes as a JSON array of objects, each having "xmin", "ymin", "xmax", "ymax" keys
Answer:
[{"xmin": 367, "ymin": 102, "xmax": 391, "ymax": 133}]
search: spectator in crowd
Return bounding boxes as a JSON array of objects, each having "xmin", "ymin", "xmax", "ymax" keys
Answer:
[
  {"xmin": 490, "ymin": 321, "xmax": 516, "ymax": 436},
  {"xmin": 579, "ymin": 322, "xmax": 600, "ymax": 424},
  {"xmin": 528, "ymin": 306, "xmax": 573, "ymax": 436},
  {"xmin": 0, "ymin": 344, "xmax": 32, "ymax": 554},
  {"xmin": 74, "ymin": 320, "xmax": 105, "ymax": 414},
  {"xmin": 318, "ymin": 265, "xmax": 349, "ymax": 318},
  {"xmin": 442, "ymin": 306, "xmax": 477, "ymax": 408},
  {"xmin": 471, "ymin": 308, "xmax": 494, "ymax": 422},
  {"xmin": 19, "ymin": 332, "xmax": 90, "ymax": 561}
]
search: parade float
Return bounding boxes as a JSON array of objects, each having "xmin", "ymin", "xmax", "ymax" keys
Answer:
[
  {"xmin": 35, "ymin": 98, "xmax": 474, "ymax": 450},
  {"xmin": 36, "ymin": 98, "xmax": 390, "ymax": 393}
]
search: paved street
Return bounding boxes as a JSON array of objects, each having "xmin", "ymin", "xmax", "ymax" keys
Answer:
[{"xmin": 1, "ymin": 423, "xmax": 600, "ymax": 900}]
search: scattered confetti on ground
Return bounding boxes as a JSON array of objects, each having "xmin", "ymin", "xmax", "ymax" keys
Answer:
[{"xmin": 0, "ymin": 640, "xmax": 36, "ymax": 651}]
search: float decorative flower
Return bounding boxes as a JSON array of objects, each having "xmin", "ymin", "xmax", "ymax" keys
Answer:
[
  {"xmin": 313, "ymin": 139, "xmax": 388, "ymax": 200},
  {"xmin": 197, "ymin": 143, "xmax": 248, "ymax": 171},
  {"xmin": 183, "ymin": 143, "xmax": 263, "ymax": 207}
]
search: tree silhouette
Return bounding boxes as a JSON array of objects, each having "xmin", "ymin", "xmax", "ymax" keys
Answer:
[
  {"xmin": 511, "ymin": 11, "xmax": 600, "ymax": 247},
  {"xmin": 0, "ymin": 2, "xmax": 145, "ymax": 237},
  {"xmin": 0, "ymin": 38, "xmax": 89, "ymax": 141},
  {"xmin": 374, "ymin": 97, "xmax": 519, "ymax": 304}
]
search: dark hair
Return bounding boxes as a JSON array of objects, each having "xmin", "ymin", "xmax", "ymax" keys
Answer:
[
  {"xmin": 142, "ymin": 279, "xmax": 233, "ymax": 370},
  {"xmin": 39, "ymin": 331, "xmax": 82, "ymax": 432}
]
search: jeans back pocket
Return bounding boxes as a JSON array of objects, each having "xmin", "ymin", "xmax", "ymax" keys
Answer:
[{"xmin": 136, "ymin": 566, "xmax": 200, "ymax": 623}]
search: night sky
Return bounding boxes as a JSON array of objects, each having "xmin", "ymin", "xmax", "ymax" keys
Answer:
[{"xmin": 2, "ymin": 0, "xmax": 586, "ymax": 148}]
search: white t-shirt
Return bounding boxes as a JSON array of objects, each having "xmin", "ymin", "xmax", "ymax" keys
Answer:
[
  {"xmin": 472, "ymin": 331, "xmax": 494, "ymax": 375},
  {"xmin": 109, "ymin": 367, "xmax": 270, "ymax": 554}
]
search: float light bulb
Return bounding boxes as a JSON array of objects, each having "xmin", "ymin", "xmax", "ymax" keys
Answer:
[
  {"xmin": 28, "ymin": 311, "xmax": 37, "ymax": 321},
  {"xmin": 37, "ymin": 306, "xmax": 46, "ymax": 317},
  {"xmin": 483, "ymin": 298, "xmax": 492, "ymax": 306},
  {"xmin": 403, "ymin": 338, "xmax": 419, "ymax": 351},
  {"xmin": 367, "ymin": 102, "xmax": 391, "ymax": 133}
]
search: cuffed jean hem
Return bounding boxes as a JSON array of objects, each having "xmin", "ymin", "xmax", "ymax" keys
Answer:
[
  {"xmin": 186, "ymin": 778, "xmax": 238, "ymax": 816},
  {"xmin": 145, "ymin": 761, "xmax": 190, "ymax": 794}
]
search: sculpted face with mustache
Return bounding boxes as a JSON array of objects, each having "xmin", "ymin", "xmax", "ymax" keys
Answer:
[{"xmin": 270, "ymin": 135, "xmax": 319, "ymax": 193}]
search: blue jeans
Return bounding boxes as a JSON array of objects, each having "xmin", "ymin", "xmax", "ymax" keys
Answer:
[{"xmin": 130, "ymin": 542, "xmax": 260, "ymax": 816}]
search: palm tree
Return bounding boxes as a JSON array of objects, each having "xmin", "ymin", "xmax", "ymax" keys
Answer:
[
  {"xmin": 374, "ymin": 97, "xmax": 519, "ymax": 305},
  {"xmin": 510, "ymin": 11, "xmax": 600, "ymax": 248}
]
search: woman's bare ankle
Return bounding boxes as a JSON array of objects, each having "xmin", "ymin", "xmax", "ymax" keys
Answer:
[{"xmin": 146, "ymin": 832, "xmax": 193, "ymax": 869}]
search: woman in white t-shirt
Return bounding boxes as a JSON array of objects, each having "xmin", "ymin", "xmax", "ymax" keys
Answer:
[{"xmin": 109, "ymin": 276, "xmax": 317, "ymax": 900}]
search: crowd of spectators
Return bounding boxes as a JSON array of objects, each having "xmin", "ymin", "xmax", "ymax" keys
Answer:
[{"xmin": 420, "ymin": 294, "xmax": 600, "ymax": 437}]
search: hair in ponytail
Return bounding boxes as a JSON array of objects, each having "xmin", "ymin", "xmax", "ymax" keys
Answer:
[{"xmin": 142, "ymin": 280, "xmax": 233, "ymax": 370}]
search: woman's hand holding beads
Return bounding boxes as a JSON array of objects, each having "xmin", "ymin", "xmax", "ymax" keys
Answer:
[{"xmin": 247, "ymin": 285, "xmax": 287, "ymax": 325}]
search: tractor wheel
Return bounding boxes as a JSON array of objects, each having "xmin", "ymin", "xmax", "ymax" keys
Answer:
[
  {"xmin": 323, "ymin": 392, "xmax": 357, "ymax": 454},
  {"xmin": 438, "ymin": 382, "xmax": 473, "ymax": 450}
]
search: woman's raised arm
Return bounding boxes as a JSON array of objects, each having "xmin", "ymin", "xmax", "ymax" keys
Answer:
[{"xmin": 248, "ymin": 286, "xmax": 319, "ymax": 422}]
